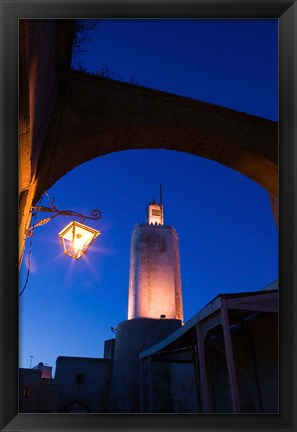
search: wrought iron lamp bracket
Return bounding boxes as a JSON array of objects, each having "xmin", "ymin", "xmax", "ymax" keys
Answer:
[{"xmin": 25, "ymin": 206, "xmax": 102, "ymax": 237}]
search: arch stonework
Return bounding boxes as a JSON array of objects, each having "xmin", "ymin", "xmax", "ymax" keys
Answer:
[
  {"xmin": 35, "ymin": 71, "xmax": 277, "ymax": 201},
  {"xmin": 19, "ymin": 20, "xmax": 278, "ymax": 266}
]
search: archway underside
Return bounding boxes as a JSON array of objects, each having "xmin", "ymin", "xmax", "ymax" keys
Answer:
[{"xmin": 34, "ymin": 71, "xmax": 278, "ymax": 203}]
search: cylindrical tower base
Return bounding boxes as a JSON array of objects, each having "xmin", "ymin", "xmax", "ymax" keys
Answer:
[{"xmin": 108, "ymin": 318, "xmax": 181, "ymax": 412}]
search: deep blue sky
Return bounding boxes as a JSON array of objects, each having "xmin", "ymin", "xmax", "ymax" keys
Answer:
[{"xmin": 19, "ymin": 19, "xmax": 278, "ymax": 371}]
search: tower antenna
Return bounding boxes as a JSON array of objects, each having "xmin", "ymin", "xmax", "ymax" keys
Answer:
[
  {"xmin": 29, "ymin": 355, "xmax": 34, "ymax": 368},
  {"xmin": 160, "ymin": 184, "xmax": 163, "ymax": 206}
]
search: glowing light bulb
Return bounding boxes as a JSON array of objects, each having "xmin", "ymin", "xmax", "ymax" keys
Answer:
[{"xmin": 58, "ymin": 221, "xmax": 100, "ymax": 259}]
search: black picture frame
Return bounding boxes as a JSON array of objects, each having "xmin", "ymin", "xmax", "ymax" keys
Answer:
[{"xmin": 1, "ymin": 1, "xmax": 296, "ymax": 431}]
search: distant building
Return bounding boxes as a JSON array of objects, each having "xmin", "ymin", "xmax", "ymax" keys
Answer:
[
  {"xmin": 32, "ymin": 362, "xmax": 53, "ymax": 379},
  {"xmin": 19, "ymin": 200, "xmax": 278, "ymax": 413},
  {"xmin": 19, "ymin": 364, "xmax": 60, "ymax": 413},
  {"xmin": 54, "ymin": 356, "xmax": 113, "ymax": 412}
]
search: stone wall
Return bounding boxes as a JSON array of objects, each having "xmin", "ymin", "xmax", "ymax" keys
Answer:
[{"xmin": 54, "ymin": 356, "xmax": 113, "ymax": 412}]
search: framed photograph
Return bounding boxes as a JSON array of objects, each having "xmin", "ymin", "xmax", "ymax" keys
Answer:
[{"xmin": 1, "ymin": 1, "xmax": 296, "ymax": 431}]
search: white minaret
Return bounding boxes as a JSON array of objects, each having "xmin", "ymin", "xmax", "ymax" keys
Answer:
[
  {"xmin": 109, "ymin": 191, "xmax": 183, "ymax": 412},
  {"xmin": 128, "ymin": 195, "xmax": 183, "ymax": 321}
]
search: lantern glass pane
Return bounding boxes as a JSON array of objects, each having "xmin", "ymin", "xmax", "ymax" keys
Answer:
[
  {"xmin": 62, "ymin": 224, "xmax": 96, "ymax": 243},
  {"xmin": 58, "ymin": 221, "xmax": 100, "ymax": 259}
]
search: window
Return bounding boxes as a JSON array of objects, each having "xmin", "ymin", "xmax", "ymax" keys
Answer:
[
  {"xmin": 22, "ymin": 387, "xmax": 31, "ymax": 398},
  {"xmin": 75, "ymin": 373, "xmax": 84, "ymax": 385}
]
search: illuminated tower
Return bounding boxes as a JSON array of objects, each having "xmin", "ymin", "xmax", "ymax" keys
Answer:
[
  {"xmin": 109, "ymin": 192, "xmax": 183, "ymax": 412},
  {"xmin": 128, "ymin": 198, "xmax": 183, "ymax": 321}
]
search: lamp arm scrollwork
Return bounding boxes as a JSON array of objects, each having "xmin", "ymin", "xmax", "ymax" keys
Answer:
[{"xmin": 25, "ymin": 206, "xmax": 102, "ymax": 237}]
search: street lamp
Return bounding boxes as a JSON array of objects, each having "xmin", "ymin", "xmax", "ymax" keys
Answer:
[
  {"xmin": 20, "ymin": 200, "xmax": 102, "ymax": 297},
  {"xmin": 25, "ymin": 204, "xmax": 102, "ymax": 259},
  {"xmin": 58, "ymin": 220, "xmax": 100, "ymax": 259}
]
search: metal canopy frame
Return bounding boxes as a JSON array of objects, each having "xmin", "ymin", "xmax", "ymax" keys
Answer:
[{"xmin": 139, "ymin": 289, "xmax": 278, "ymax": 413}]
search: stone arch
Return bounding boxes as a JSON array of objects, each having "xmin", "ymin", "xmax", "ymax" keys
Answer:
[
  {"xmin": 34, "ymin": 71, "xmax": 277, "ymax": 204},
  {"xmin": 58, "ymin": 398, "xmax": 91, "ymax": 413},
  {"xmin": 20, "ymin": 70, "xmax": 278, "ymax": 265}
]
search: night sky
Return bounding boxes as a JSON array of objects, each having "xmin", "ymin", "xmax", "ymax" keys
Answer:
[{"xmin": 19, "ymin": 19, "xmax": 278, "ymax": 371}]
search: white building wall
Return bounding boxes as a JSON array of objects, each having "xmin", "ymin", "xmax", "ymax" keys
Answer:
[{"xmin": 128, "ymin": 224, "xmax": 183, "ymax": 321}]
